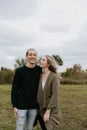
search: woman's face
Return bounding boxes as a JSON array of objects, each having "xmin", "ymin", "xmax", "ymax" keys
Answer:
[{"xmin": 40, "ymin": 56, "xmax": 49, "ymax": 68}]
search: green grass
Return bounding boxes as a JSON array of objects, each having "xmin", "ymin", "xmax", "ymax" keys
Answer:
[
  {"xmin": 0, "ymin": 85, "xmax": 15, "ymax": 130},
  {"xmin": 0, "ymin": 84, "xmax": 87, "ymax": 130}
]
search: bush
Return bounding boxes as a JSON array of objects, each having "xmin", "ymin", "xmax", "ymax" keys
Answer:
[
  {"xmin": 60, "ymin": 78, "xmax": 87, "ymax": 84},
  {"xmin": 0, "ymin": 69, "xmax": 14, "ymax": 84}
]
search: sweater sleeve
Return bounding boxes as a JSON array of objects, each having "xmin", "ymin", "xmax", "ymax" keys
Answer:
[
  {"xmin": 11, "ymin": 69, "xmax": 20, "ymax": 108},
  {"xmin": 47, "ymin": 74, "xmax": 59, "ymax": 110}
]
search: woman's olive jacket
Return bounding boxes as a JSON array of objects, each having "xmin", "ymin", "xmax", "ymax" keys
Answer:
[{"xmin": 37, "ymin": 71, "xmax": 61, "ymax": 125}]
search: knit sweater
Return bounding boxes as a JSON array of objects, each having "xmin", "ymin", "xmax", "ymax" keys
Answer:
[{"xmin": 11, "ymin": 65, "xmax": 41, "ymax": 109}]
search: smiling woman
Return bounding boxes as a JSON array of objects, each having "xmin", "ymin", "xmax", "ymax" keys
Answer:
[{"xmin": 37, "ymin": 55, "xmax": 61, "ymax": 130}]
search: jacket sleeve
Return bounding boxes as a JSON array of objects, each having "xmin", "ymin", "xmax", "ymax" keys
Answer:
[
  {"xmin": 47, "ymin": 74, "xmax": 59, "ymax": 110},
  {"xmin": 11, "ymin": 69, "xmax": 20, "ymax": 108}
]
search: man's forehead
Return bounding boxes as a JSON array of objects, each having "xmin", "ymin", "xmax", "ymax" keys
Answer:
[{"xmin": 28, "ymin": 50, "xmax": 37, "ymax": 54}]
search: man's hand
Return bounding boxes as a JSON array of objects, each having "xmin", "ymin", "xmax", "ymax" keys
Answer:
[{"xmin": 13, "ymin": 107, "xmax": 18, "ymax": 119}]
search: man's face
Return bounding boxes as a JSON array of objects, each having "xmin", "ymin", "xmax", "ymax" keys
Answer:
[{"xmin": 26, "ymin": 50, "xmax": 37, "ymax": 64}]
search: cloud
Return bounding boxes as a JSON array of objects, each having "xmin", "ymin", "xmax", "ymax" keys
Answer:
[
  {"xmin": 0, "ymin": 0, "xmax": 37, "ymax": 20},
  {"xmin": 0, "ymin": 0, "xmax": 87, "ymax": 71}
]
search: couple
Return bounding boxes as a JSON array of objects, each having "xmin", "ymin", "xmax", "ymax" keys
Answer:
[{"xmin": 11, "ymin": 48, "xmax": 60, "ymax": 130}]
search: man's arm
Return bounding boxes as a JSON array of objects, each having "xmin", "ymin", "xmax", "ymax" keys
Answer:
[{"xmin": 11, "ymin": 69, "xmax": 20, "ymax": 118}]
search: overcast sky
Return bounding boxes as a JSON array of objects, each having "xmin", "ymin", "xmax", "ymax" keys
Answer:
[{"xmin": 0, "ymin": 0, "xmax": 87, "ymax": 72}]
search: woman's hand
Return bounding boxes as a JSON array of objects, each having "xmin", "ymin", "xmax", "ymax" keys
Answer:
[
  {"xmin": 43, "ymin": 109, "xmax": 51, "ymax": 122},
  {"xmin": 13, "ymin": 107, "xmax": 18, "ymax": 119}
]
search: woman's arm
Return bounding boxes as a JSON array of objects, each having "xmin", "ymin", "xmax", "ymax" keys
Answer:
[{"xmin": 47, "ymin": 74, "xmax": 59, "ymax": 110}]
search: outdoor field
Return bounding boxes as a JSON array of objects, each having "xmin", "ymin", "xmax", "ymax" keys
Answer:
[{"xmin": 0, "ymin": 84, "xmax": 87, "ymax": 130}]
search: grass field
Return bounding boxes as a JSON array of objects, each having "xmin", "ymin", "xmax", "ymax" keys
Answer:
[{"xmin": 0, "ymin": 84, "xmax": 87, "ymax": 130}]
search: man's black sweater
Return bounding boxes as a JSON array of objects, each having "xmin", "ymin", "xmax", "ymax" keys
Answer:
[{"xmin": 11, "ymin": 65, "xmax": 41, "ymax": 109}]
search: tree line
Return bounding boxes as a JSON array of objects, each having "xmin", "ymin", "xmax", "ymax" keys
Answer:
[{"xmin": 0, "ymin": 55, "xmax": 87, "ymax": 84}]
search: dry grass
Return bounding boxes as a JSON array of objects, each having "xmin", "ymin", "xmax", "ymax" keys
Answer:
[{"xmin": 0, "ymin": 84, "xmax": 87, "ymax": 130}]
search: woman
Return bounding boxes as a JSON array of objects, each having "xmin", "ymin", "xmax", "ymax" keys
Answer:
[{"xmin": 37, "ymin": 55, "xmax": 61, "ymax": 130}]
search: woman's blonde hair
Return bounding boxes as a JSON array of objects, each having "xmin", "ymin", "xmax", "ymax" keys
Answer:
[
  {"xmin": 45, "ymin": 55, "xmax": 62, "ymax": 80},
  {"xmin": 45, "ymin": 55, "xmax": 57, "ymax": 73}
]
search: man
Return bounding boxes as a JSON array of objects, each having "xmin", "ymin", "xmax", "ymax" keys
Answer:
[{"xmin": 11, "ymin": 48, "xmax": 41, "ymax": 130}]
